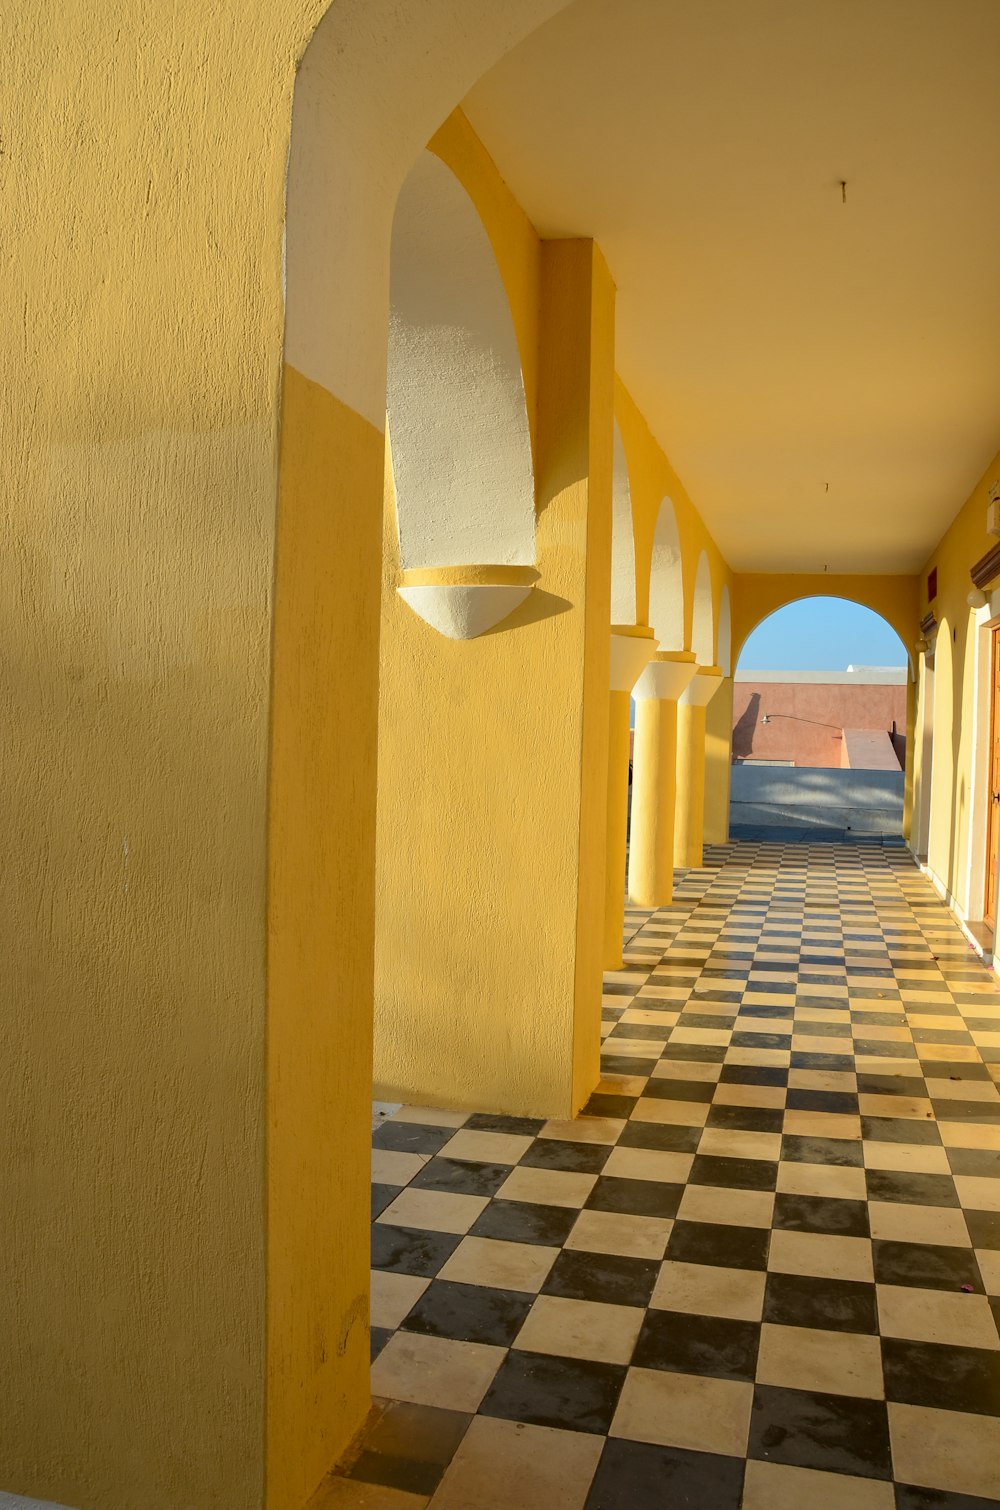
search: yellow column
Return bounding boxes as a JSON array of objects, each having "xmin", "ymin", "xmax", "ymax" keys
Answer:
[
  {"xmin": 704, "ymin": 674, "xmax": 734, "ymax": 844},
  {"xmin": 628, "ymin": 652, "xmax": 697, "ymax": 906},
  {"xmin": 902, "ymin": 668, "xmax": 917, "ymax": 844},
  {"xmin": 374, "ymin": 239, "xmax": 618, "ymax": 1119},
  {"xmin": 675, "ymin": 666, "xmax": 724, "ymax": 869},
  {"xmin": 604, "ymin": 627, "xmax": 658, "ymax": 968}
]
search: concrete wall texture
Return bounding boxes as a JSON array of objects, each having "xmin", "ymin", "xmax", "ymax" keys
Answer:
[
  {"xmin": 730, "ymin": 764, "xmax": 905, "ymax": 834},
  {"xmin": 733, "ymin": 675, "xmax": 907, "ymax": 768}
]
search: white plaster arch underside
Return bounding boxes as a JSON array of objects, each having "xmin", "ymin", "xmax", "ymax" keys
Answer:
[
  {"xmin": 284, "ymin": 0, "xmax": 572, "ymax": 427},
  {"xmin": 648, "ymin": 497, "xmax": 684, "ymax": 651},
  {"xmin": 387, "ymin": 151, "xmax": 535, "ymax": 569},
  {"xmin": 717, "ymin": 583, "xmax": 732, "ymax": 676},
  {"xmin": 610, "ymin": 421, "xmax": 637, "ymax": 622},
  {"xmin": 692, "ymin": 551, "xmax": 715, "ymax": 665}
]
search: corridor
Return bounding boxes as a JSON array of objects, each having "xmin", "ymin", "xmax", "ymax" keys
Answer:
[{"xmin": 330, "ymin": 840, "xmax": 1000, "ymax": 1508}]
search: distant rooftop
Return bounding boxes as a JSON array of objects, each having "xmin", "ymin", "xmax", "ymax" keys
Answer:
[{"xmin": 734, "ymin": 667, "xmax": 907, "ymax": 685}]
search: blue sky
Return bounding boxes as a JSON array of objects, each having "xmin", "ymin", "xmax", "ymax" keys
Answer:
[{"xmin": 737, "ymin": 596, "xmax": 908, "ymax": 672}]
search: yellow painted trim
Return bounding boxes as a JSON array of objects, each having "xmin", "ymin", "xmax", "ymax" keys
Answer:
[{"xmin": 399, "ymin": 564, "xmax": 538, "ymax": 587}]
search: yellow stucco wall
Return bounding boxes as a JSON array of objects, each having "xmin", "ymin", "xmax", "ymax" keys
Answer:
[
  {"xmin": 267, "ymin": 372, "xmax": 381, "ymax": 1510},
  {"xmin": 374, "ymin": 114, "xmax": 614, "ymax": 1116},
  {"xmin": 919, "ymin": 446, "xmax": 1000, "ymax": 917},
  {"xmin": 0, "ymin": 6, "xmax": 578, "ymax": 1508},
  {"xmin": 614, "ymin": 382, "xmax": 733, "ymax": 653},
  {"xmin": 731, "ymin": 573, "xmax": 920, "ymax": 668}
]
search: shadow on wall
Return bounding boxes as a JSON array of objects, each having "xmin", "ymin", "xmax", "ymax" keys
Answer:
[{"xmin": 732, "ymin": 691, "xmax": 761, "ymax": 760}]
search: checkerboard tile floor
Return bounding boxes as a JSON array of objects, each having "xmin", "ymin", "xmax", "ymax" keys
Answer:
[{"xmin": 319, "ymin": 838, "xmax": 1000, "ymax": 1509}]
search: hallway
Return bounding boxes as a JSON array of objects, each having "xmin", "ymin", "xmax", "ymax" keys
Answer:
[{"xmin": 331, "ymin": 840, "xmax": 1000, "ymax": 1508}]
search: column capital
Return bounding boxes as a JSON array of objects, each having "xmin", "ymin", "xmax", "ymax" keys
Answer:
[
  {"xmin": 610, "ymin": 625, "xmax": 659, "ymax": 691},
  {"xmin": 679, "ymin": 664, "xmax": 724, "ymax": 708},
  {"xmin": 633, "ymin": 650, "xmax": 698, "ymax": 702}
]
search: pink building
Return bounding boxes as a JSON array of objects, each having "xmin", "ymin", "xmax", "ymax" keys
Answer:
[{"xmin": 732, "ymin": 668, "xmax": 906, "ymax": 771}]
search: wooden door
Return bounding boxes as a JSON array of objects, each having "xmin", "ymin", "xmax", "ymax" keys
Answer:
[{"xmin": 986, "ymin": 628, "xmax": 1000, "ymax": 930}]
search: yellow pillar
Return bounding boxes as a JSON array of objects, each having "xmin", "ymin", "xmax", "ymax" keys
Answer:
[
  {"xmin": 374, "ymin": 239, "xmax": 618, "ymax": 1119},
  {"xmin": 902, "ymin": 668, "xmax": 917, "ymax": 844},
  {"xmin": 675, "ymin": 666, "xmax": 724, "ymax": 869},
  {"xmin": 628, "ymin": 652, "xmax": 697, "ymax": 907},
  {"xmin": 604, "ymin": 627, "xmax": 658, "ymax": 968},
  {"xmin": 704, "ymin": 674, "xmax": 734, "ymax": 844}
]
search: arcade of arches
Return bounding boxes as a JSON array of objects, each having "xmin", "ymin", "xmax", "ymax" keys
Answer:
[{"xmin": 6, "ymin": 2, "xmax": 1000, "ymax": 1507}]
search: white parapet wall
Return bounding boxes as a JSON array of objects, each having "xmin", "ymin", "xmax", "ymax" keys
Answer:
[{"xmin": 730, "ymin": 764, "xmax": 905, "ymax": 833}]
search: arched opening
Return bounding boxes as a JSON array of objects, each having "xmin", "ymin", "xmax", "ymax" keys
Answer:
[
  {"xmin": 691, "ymin": 551, "xmax": 714, "ymax": 665},
  {"xmin": 648, "ymin": 496, "xmax": 684, "ymax": 650},
  {"xmin": 730, "ymin": 596, "xmax": 910, "ymax": 839},
  {"xmin": 387, "ymin": 151, "xmax": 535, "ymax": 571},
  {"xmin": 272, "ymin": 6, "xmax": 580, "ymax": 1506},
  {"xmin": 610, "ymin": 419, "xmax": 638, "ymax": 624}
]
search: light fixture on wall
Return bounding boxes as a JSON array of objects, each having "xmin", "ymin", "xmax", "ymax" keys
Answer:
[
  {"xmin": 762, "ymin": 713, "xmax": 771, "ymax": 724},
  {"xmin": 967, "ymin": 588, "xmax": 988, "ymax": 610}
]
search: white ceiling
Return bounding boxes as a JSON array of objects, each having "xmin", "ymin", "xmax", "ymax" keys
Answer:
[{"xmin": 464, "ymin": 0, "xmax": 1000, "ymax": 572}]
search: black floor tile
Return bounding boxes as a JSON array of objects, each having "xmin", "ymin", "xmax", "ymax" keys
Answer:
[
  {"xmin": 894, "ymin": 1485, "xmax": 1000, "ymax": 1509},
  {"xmin": 706, "ymin": 1104, "xmax": 785, "ymax": 1134},
  {"xmin": 643, "ymin": 1077, "xmax": 716, "ymax": 1104},
  {"xmin": 401, "ymin": 1279, "xmax": 532, "ymax": 1347},
  {"xmin": 470, "ymin": 1199, "xmax": 578, "ymax": 1247},
  {"xmin": 602, "ymin": 1055, "xmax": 659, "ymax": 1076},
  {"xmin": 882, "ymin": 1336, "xmax": 1000, "ymax": 1415},
  {"xmin": 586, "ymin": 1175, "xmax": 685, "ymax": 1219},
  {"xmin": 773, "ymin": 1192, "xmax": 870, "ymax": 1236},
  {"xmin": 632, "ymin": 1309, "xmax": 759, "ymax": 1381},
  {"xmin": 963, "ymin": 1209, "xmax": 1000, "ymax": 1249},
  {"xmin": 947, "ymin": 1146, "xmax": 1000, "ymax": 1178},
  {"xmin": 860, "ymin": 1116, "xmax": 942, "ymax": 1145},
  {"xmin": 542, "ymin": 1248, "xmax": 659, "ymax": 1307},
  {"xmin": 370, "ymin": 1326, "xmax": 393, "ymax": 1361},
  {"xmin": 864, "ymin": 1169, "xmax": 960, "ymax": 1208},
  {"xmin": 872, "ymin": 1240, "xmax": 984, "ymax": 1293},
  {"xmin": 372, "ymin": 1183, "xmax": 398, "ymax": 1220},
  {"xmin": 858, "ymin": 1074, "xmax": 930, "ymax": 1099},
  {"xmin": 410, "ymin": 1156, "xmax": 513, "ymax": 1197},
  {"xmin": 464, "ymin": 1112, "xmax": 544, "ymax": 1136},
  {"xmin": 786, "ymin": 1088, "xmax": 859, "ymax": 1114},
  {"xmin": 719, "ymin": 1064, "xmax": 789, "ymax": 1088},
  {"xmin": 584, "ymin": 1093, "xmax": 639, "ymax": 1119},
  {"xmin": 666, "ymin": 1218, "xmax": 770, "ymax": 1271},
  {"xmin": 345, "ymin": 1400, "xmax": 470, "ymax": 1496},
  {"xmin": 616, "ymin": 1120, "xmax": 702, "ymax": 1153},
  {"xmin": 584, "ymin": 1438, "xmax": 744, "ymax": 1510},
  {"xmin": 371, "ymin": 1223, "xmax": 462, "ymax": 1277},
  {"xmin": 763, "ymin": 1271, "xmax": 879, "ymax": 1334},
  {"xmin": 748, "ymin": 1383, "xmax": 892, "ymax": 1479},
  {"xmin": 479, "ymin": 1350, "xmax": 626, "ymax": 1435},
  {"xmin": 688, "ymin": 1154, "xmax": 778, "ymax": 1191},
  {"xmin": 792, "ymin": 1051, "xmax": 862, "ymax": 1072},
  {"xmin": 781, "ymin": 1134, "xmax": 864, "ymax": 1167},
  {"xmin": 373, "ymin": 1120, "xmax": 456, "ymax": 1156},
  {"xmin": 520, "ymin": 1138, "xmax": 612, "ymax": 1174}
]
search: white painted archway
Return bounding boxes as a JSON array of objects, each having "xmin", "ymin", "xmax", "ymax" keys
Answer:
[
  {"xmin": 649, "ymin": 497, "xmax": 684, "ymax": 650},
  {"xmin": 692, "ymin": 551, "xmax": 715, "ymax": 664},
  {"xmin": 387, "ymin": 151, "xmax": 535, "ymax": 570}
]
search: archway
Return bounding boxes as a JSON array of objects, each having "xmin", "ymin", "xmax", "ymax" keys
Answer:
[
  {"xmin": 272, "ymin": 6, "xmax": 584, "ymax": 1509},
  {"xmin": 730, "ymin": 596, "xmax": 910, "ymax": 838},
  {"xmin": 387, "ymin": 150, "xmax": 535, "ymax": 572},
  {"xmin": 648, "ymin": 496, "xmax": 685, "ymax": 649},
  {"xmin": 610, "ymin": 418, "xmax": 638, "ymax": 624}
]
